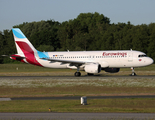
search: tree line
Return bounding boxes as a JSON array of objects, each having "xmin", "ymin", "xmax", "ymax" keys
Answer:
[{"xmin": 0, "ymin": 12, "xmax": 155, "ymax": 64}]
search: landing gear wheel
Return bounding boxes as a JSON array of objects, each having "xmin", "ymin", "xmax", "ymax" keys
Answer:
[
  {"xmin": 87, "ymin": 73, "xmax": 94, "ymax": 76},
  {"xmin": 131, "ymin": 72, "xmax": 137, "ymax": 76},
  {"xmin": 130, "ymin": 67, "xmax": 137, "ymax": 76},
  {"xmin": 74, "ymin": 72, "xmax": 81, "ymax": 77}
]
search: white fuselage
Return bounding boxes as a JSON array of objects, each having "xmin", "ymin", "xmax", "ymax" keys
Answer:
[{"xmin": 35, "ymin": 50, "xmax": 153, "ymax": 69}]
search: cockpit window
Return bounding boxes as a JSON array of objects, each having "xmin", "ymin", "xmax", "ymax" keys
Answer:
[{"xmin": 138, "ymin": 54, "xmax": 147, "ymax": 57}]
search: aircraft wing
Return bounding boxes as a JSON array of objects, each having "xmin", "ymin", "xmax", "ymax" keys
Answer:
[{"xmin": 40, "ymin": 57, "xmax": 87, "ymax": 66}]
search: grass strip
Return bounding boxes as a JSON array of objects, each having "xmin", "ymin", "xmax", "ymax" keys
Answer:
[
  {"xmin": 1, "ymin": 86, "xmax": 155, "ymax": 98},
  {"xmin": 0, "ymin": 98, "xmax": 155, "ymax": 113},
  {"xmin": 1, "ymin": 77, "xmax": 155, "ymax": 97}
]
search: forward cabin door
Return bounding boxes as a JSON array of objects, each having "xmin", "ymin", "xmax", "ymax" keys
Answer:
[{"xmin": 128, "ymin": 52, "xmax": 133, "ymax": 62}]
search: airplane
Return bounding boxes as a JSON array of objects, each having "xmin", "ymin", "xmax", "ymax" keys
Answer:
[{"xmin": 5, "ymin": 28, "xmax": 154, "ymax": 76}]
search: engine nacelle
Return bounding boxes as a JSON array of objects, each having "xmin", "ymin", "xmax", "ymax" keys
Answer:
[
  {"xmin": 84, "ymin": 63, "xmax": 101, "ymax": 74},
  {"xmin": 104, "ymin": 68, "xmax": 120, "ymax": 73}
]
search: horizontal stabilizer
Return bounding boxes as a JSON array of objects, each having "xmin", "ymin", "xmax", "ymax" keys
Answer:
[
  {"xmin": 1, "ymin": 55, "xmax": 9, "ymax": 57},
  {"xmin": 1, "ymin": 55, "xmax": 25, "ymax": 59},
  {"xmin": 10, "ymin": 55, "xmax": 25, "ymax": 59}
]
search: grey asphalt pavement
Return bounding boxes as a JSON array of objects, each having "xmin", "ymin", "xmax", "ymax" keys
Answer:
[{"xmin": 0, "ymin": 113, "xmax": 155, "ymax": 120}]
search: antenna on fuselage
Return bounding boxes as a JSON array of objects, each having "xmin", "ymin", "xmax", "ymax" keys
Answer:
[{"xmin": 130, "ymin": 49, "xmax": 132, "ymax": 51}]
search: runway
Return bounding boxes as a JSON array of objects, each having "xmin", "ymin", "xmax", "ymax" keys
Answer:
[
  {"xmin": 1, "ymin": 113, "xmax": 155, "ymax": 120},
  {"xmin": 10, "ymin": 95, "xmax": 155, "ymax": 100},
  {"xmin": 0, "ymin": 75, "xmax": 155, "ymax": 79},
  {"xmin": 1, "ymin": 95, "xmax": 155, "ymax": 101}
]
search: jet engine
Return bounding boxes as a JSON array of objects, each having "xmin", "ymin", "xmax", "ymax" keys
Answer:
[
  {"xmin": 84, "ymin": 63, "xmax": 101, "ymax": 73},
  {"xmin": 103, "ymin": 68, "xmax": 120, "ymax": 73}
]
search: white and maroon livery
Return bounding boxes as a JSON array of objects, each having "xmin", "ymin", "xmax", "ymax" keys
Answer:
[{"xmin": 9, "ymin": 28, "xmax": 154, "ymax": 76}]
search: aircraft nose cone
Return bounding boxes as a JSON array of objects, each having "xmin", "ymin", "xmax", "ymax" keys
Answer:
[{"xmin": 148, "ymin": 57, "xmax": 154, "ymax": 65}]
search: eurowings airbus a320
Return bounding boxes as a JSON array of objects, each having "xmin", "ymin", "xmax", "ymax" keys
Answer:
[{"xmin": 6, "ymin": 28, "xmax": 154, "ymax": 76}]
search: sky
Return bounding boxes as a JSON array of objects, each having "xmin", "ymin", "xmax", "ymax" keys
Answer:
[{"xmin": 0, "ymin": 0, "xmax": 155, "ymax": 31}]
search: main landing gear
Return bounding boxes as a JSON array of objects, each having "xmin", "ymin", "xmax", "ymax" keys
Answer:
[
  {"xmin": 74, "ymin": 72, "xmax": 81, "ymax": 77},
  {"xmin": 130, "ymin": 67, "xmax": 137, "ymax": 76},
  {"xmin": 74, "ymin": 66, "xmax": 81, "ymax": 77}
]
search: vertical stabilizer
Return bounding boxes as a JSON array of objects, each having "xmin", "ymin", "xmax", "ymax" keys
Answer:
[
  {"xmin": 12, "ymin": 28, "xmax": 42, "ymax": 66},
  {"xmin": 12, "ymin": 28, "xmax": 37, "ymax": 55}
]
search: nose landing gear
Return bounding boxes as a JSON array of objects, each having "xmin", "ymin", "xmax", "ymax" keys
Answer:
[{"xmin": 130, "ymin": 67, "xmax": 137, "ymax": 76}]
